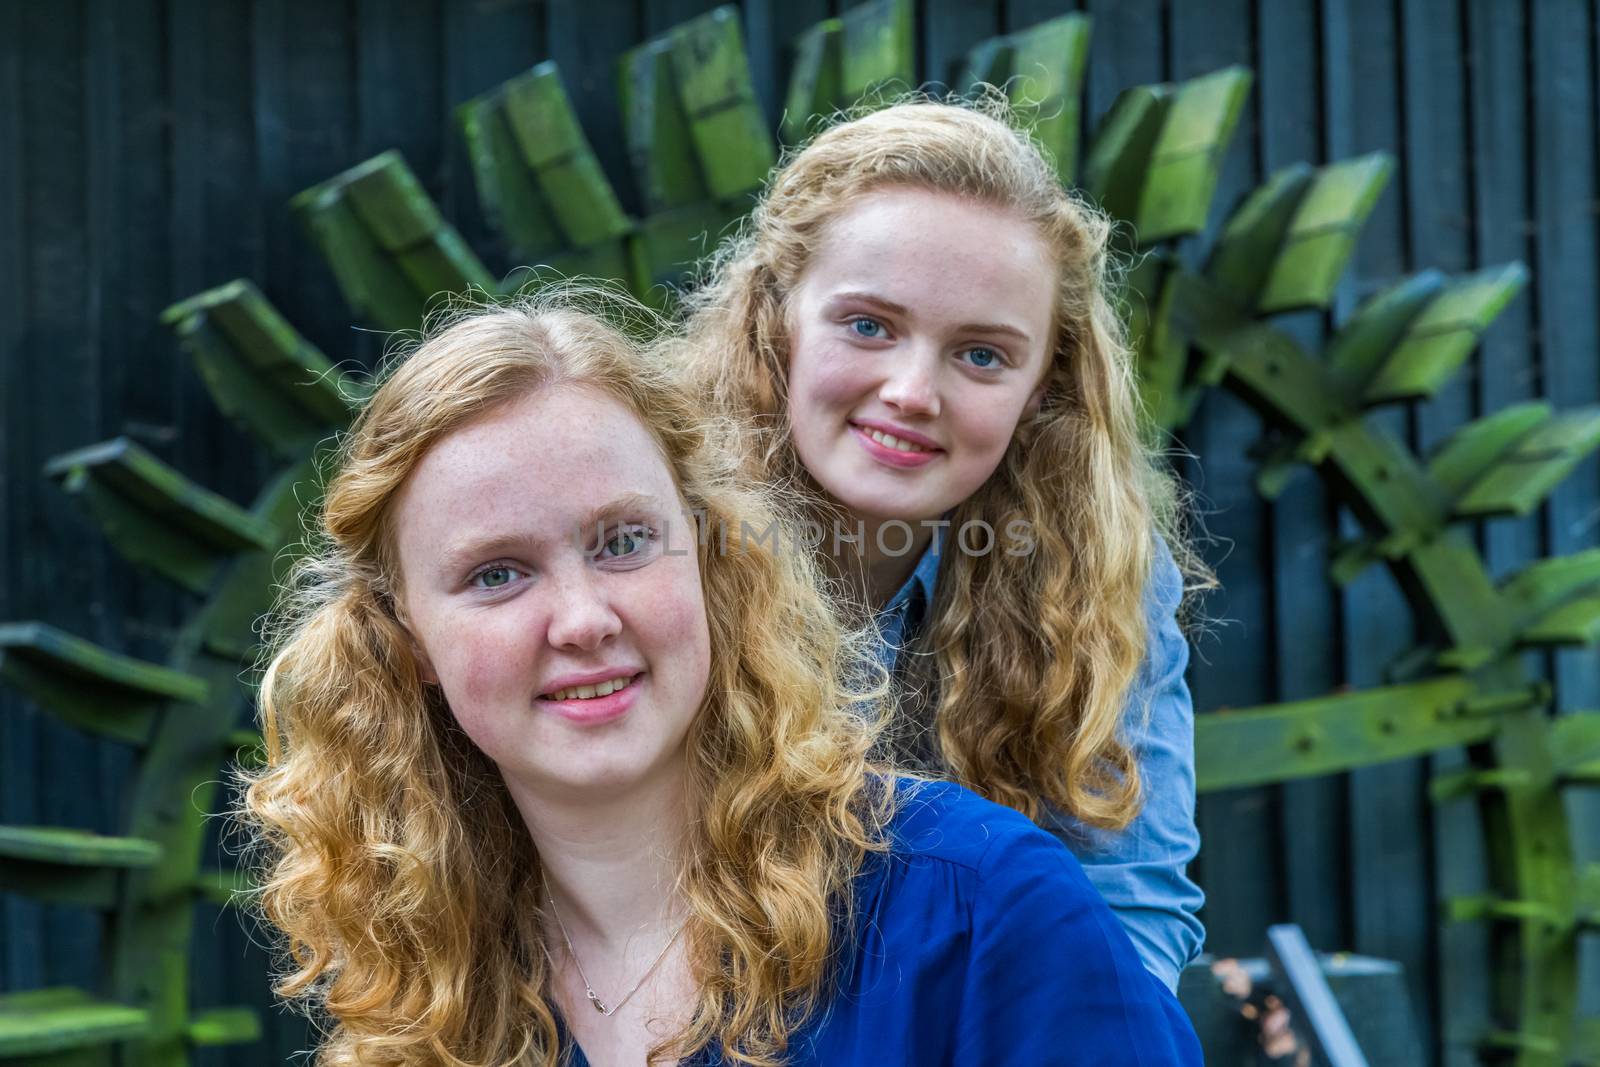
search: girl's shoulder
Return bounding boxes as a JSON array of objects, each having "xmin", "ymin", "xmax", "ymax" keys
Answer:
[
  {"xmin": 824, "ymin": 777, "xmax": 1203, "ymax": 1065},
  {"xmin": 879, "ymin": 776, "xmax": 1093, "ymax": 890}
]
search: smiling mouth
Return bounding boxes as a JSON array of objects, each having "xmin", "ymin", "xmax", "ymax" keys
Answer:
[
  {"xmin": 852, "ymin": 423, "xmax": 938, "ymax": 454},
  {"xmin": 540, "ymin": 673, "xmax": 642, "ymax": 702}
]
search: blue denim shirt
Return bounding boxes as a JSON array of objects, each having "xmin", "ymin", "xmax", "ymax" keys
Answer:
[{"xmin": 874, "ymin": 532, "xmax": 1205, "ymax": 992}]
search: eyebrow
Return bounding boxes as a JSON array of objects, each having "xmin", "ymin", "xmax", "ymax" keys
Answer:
[
  {"xmin": 576, "ymin": 492, "xmax": 662, "ymax": 534},
  {"xmin": 438, "ymin": 492, "xmax": 665, "ymax": 573},
  {"xmin": 826, "ymin": 290, "xmax": 1033, "ymax": 343}
]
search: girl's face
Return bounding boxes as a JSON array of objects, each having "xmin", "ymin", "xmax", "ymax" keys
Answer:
[
  {"xmin": 391, "ymin": 384, "xmax": 712, "ymax": 803},
  {"xmin": 786, "ymin": 186, "xmax": 1057, "ymax": 526}
]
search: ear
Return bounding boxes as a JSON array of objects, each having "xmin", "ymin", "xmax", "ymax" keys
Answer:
[
  {"xmin": 1022, "ymin": 378, "xmax": 1049, "ymax": 421},
  {"xmin": 390, "ymin": 598, "xmax": 440, "ymax": 685},
  {"xmin": 413, "ymin": 643, "xmax": 440, "ymax": 686}
]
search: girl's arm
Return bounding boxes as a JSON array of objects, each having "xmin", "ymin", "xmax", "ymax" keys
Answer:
[
  {"xmin": 1039, "ymin": 535, "xmax": 1206, "ymax": 992},
  {"xmin": 957, "ymin": 797, "xmax": 1204, "ymax": 1065}
]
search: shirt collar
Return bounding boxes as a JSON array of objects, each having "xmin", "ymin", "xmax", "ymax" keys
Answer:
[{"xmin": 882, "ymin": 523, "xmax": 945, "ymax": 626}]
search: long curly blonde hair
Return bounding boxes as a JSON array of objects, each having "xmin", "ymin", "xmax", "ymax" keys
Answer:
[
  {"xmin": 672, "ymin": 96, "xmax": 1190, "ymax": 831},
  {"xmin": 238, "ymin": 293, "xmax": 889, "ymax": 1066}
]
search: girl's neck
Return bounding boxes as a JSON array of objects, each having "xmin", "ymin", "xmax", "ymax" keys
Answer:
[
  {"xmin": 831, "ymin": 514, "xmax": 935, "ymax": 612},
  {"xmin": 507, "ymin": 766, "xmax": 690, "ymax": 948}
]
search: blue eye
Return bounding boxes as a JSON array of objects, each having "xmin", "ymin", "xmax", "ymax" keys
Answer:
[
  {"xmin": 850, "ymin": 317, "xmax": 885, "ymax": 339},
  {"xmin": 471, "ymin": 565, "xmax": 523, "ymax": 590},
  {"xmin": 962, "ymin": 347, "xmax": 1001, "ymax": 369},
  {"xmin": 599, "ymin": 525, "xmax": 655, "ymax": 559}
]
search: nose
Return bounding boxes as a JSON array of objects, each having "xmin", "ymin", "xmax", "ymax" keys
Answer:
[
  {"xmin": 544, "ymin": 567, "xmax": 622, "ymax": 652},
  {"xmin": 878, "ymin": 345, "xmax": 941, "ymax": 418}
]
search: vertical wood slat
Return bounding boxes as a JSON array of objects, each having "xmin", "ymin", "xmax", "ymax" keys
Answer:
[
  {"xmin": 168, "ymin": 6, "xmax": 310, "ymax": 1060},
  {"xmin": 1532, "ymin": 0, "xmax": 1600, "ymax": 714},
  {"xmin": 1083, "ymin": 0, "xmax": 1163, "ymax": 126},
  {"xmin": 19, "ymin": 0, "xmax": 110, "ymax": 996},
  {"xmin": 1448, "ymin": 9, "xmax": 1532, "ymax": 1058},
  {"xmin": 1169, "ymin": 0, "xmax": 1284, "ymax": 961},
  {"xmin": 0, "ymin": 0, "xmax": 34, "ymax": 999},
  {"xmin": 920, "ymin": 0, "xmax": 999, "ymax": 91},
  {"xmin": 253, "ymin": 0, "xmax": 367, "ymax": 365},
  {"xmin": 1397, "ymin": 2, "xmax": 1475, "ymax": 1060},
  {"xmin": 168, "ymin": 0, "xmax": 270, "ymax": 509},
  {"xmin": 1529, "ymin": 0, "xmax": 1600, "ymax": 1027},
  {"xmin": 1322, "ymin": 1, "xmax": 1440, "ymax": 1059},
  {"xmin": 1256, "ymin": 0, "xmax": 1351, "ymax": 961}
]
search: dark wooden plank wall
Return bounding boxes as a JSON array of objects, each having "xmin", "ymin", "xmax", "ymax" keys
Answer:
[{"xmin": 2, "ymin": 2, "xmax": 1595, "ymax": 1063}]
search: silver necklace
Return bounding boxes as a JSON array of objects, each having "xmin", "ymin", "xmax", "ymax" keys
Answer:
[{"xmin": 547, "ymin": 894, "xmax": 687, "ymax": 1017}]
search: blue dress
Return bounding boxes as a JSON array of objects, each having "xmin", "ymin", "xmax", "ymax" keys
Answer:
[
  {"xmin": 876, "ymin": 532, "xmax": 1205, "ymax": 992},
  {"xmin": 562, "ymin": 778, "xmax": 1203, "ymax": 1066}
]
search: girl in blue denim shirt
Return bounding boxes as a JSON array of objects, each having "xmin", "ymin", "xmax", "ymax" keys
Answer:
[{"xmin": 676, "ymin": 95, "xmax": 1207, "ymax": 992}]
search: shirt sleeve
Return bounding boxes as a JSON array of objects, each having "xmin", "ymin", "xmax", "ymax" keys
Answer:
[
  {"xmin": 954, "ymin": 820, "xmax": 1204, "ymax": 1066},
  {"xmin": 1039, "ymin": 534, "xmax": 1206, "ymax": 992}
]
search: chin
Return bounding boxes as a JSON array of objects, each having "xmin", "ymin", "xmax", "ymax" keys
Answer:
[{"xmin": 833, "ymin": 484, "xmax": 947, "ymax": 526}]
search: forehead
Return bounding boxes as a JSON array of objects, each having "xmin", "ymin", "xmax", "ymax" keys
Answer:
[
  {"xmin": 391, "ymin": 384, "xmax": 679, "ymax": 558},
  {"xmin": 802, "ymin": 187, "xmax": 1056, "ymax": 317}
]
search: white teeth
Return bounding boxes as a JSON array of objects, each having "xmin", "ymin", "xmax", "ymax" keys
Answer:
[
  {"xmin": 866, "ymin": 428, "xmax": 929, "ymax": 453},
  {"xmin": 546, "ymin": 675, "xmax": 634, "ymax": 701}
]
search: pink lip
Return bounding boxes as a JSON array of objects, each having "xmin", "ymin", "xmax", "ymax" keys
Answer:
[
  {"xmin": 540, "ymin": 666, "xmax": 643, "ymax": 694},
  {"xmin": 851, "ymin": 419, "xmax": 941, "ymax": 450},
  {"xmin": 850, "ymin": 423, "xmax": 941, "ymax": 469},
  {"xmin": 537, "ymin": 672, "xmax": 644, "ymax": 727}
]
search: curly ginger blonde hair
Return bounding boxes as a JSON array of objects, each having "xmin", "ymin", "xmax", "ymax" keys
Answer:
[
  {"xmin": 672, "ymin": 96, "xmax": 1195, "ymax": 831},
  {"xmin": 239, "ymin": 293, "xmax": 890, "ymax": 1067}
]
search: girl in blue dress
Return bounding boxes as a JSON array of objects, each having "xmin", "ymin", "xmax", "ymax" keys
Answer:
[
  {"xmin": 240, "ymin": 297, "xmax": 1200, "ymax": 1065},
  {"xmin": 675, "ymin": 96, "xmax": 1207, "ymax": 991}
]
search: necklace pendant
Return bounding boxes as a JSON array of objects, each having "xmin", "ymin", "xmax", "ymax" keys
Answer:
[{"xmin": 587, "ymin": 990, "xmax": 609, "ymax": 1014}]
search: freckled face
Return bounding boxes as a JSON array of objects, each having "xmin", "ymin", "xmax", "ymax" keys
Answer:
[
  {"xmin": 390, "ymin": 385, "xmax": 712, "ymax": 803},
  {"xmin": 786, "ymin": 187, "xmax": 1057, "ymax": 524}
]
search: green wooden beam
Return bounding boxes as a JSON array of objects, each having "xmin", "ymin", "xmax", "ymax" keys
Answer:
[
  {"xmin": 1429, "ymin": 767, "xmax": 1533, "ymax": 804},
  {"xmin": 781, "ymin": 0, "xmax": 914, "ymax": 142},
  {"xmin": 44, "ymin": 438, "xmax": 278, "ymax": 595},
  {"xmin": 1257, "ymin": 154, "xmax": 1392, "ymax": 312},
  {"xmin": 0, "ymin": 826, "xmax": 163, "ymax": 908},
  {"xmin": 1083, "ymin": 67, "xmax": 1252, "ymax": 245},
  {"xmin": 619, "ymin": 38, "xmax": 710, "ymax": 213},
  {"xmin": 627, "ymin": 200, "xmax": 746, "ymax": 302},
  {"xmin": 1478, "ymin": 1029, "xmax": 1564, "ymax": 1057},
  {"xmin": 960, "ymin": 13, "xmax": 1090, "ymax": 183},
  {"xmin": 781, "ymin": 18, "xmax": 843, "ymax": 144},
  {"xmin": 162, "ymin": 279, "xmax": 355, "ymax": 459},
  {"xmin": 460, "ymin": 61, "xmax": 632, "ymax": 268},
  {"xmin": 1326, "ymin": 271, "xmax": 1443, "ymax": 394},
  {"xmin": 1444, "ymin": 895, "xmax": 1568, "ymax": 930},
  {"xmin": 1360, "ymin": 263, "xmax": 1527, "ymax": 405},
  {"xmin": 1125, "ymin": 256, "xmax": 1194, "ymax": 433},
  {"xmin": 0, "ymin": 988, "xmax": 149, "ymax": 1059},
  {"xmin": 184, "ymin": 1008, "xmax": 260, "ymax": 1048},
  {"xmin": 1195, "ymin": 675, "xmax": 1497, "ymax": 792},
  {"xmin": 1427, "ymin": 402, "xmax": 1551, "ymax": 499},
  {"xmin": 670, "ymin": 7, "xmax": 775, "ymax": 201},
  {"xmin": 293, "ymin": 151, "xmax": 496, "ymax": 333},
  {"xmin": 1453, "ymin": 407, "xmax": 1600, "ymax": 518},
  {"xmin": 0, "ymin": 622, "xmax": 206, "ymax": 745},
  {"xmin": 1208, "ymin": 156, "xmax": 1392, "ymax": 313},
  {"xmin": 1549, "ymin": 714, "xmax": 1600, "ymax": 785},
  {"xmin": 838, "ymin": 0, "xmax": 912, "ymax": 103}
]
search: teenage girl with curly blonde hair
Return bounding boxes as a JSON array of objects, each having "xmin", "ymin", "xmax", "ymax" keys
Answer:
[
  {"xmin": 672, "ymin": 96, "xmax": 1207, "ymax": 990},
  {"xmin": 239, "ymin": 295, "xmax": 1199, "ymax": 1065}
]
